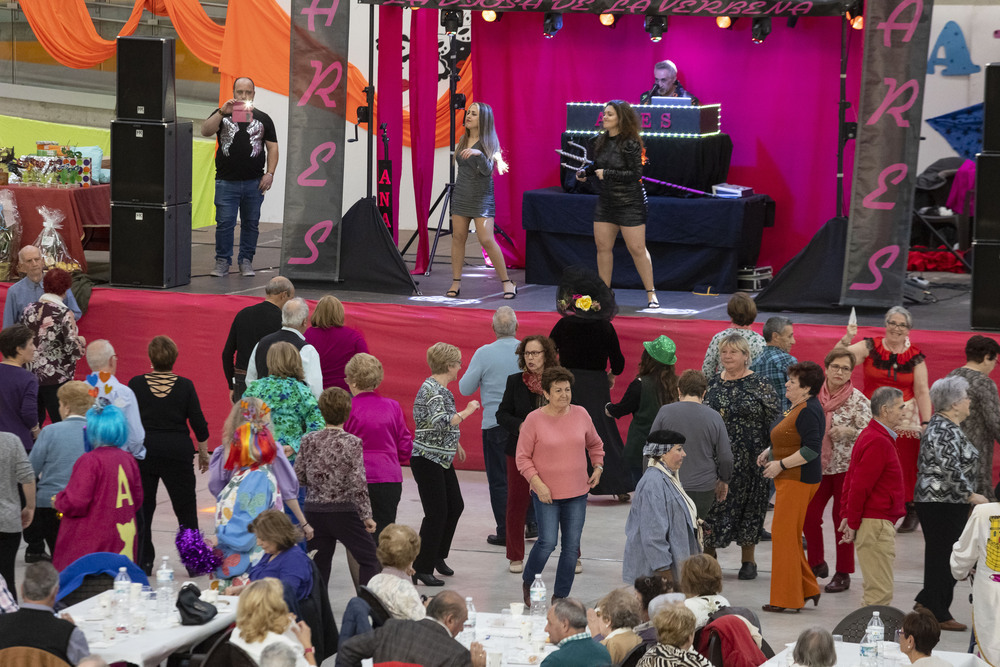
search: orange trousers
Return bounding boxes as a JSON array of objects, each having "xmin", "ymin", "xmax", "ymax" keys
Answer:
[{"xmin": 770, "ymin": 478, "xmax": 821, "ymax": 609}]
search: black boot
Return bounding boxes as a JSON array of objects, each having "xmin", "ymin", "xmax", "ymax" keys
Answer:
[{"xmin": 897, "ymin": 502, "xmax": 919, "ymax": 533}]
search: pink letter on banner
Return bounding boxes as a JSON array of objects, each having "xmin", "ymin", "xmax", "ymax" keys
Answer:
[
  {"xmin": 287, "ymin": 220, "xmax": 334, "ymax": 265},
  {"xmin": 862, "ymin": 164, "xmax": 908, "ymax": 209},
  {"xmin": 297, "ymin": 61, "xmax": 344, "ymax": 107},
  {"xmin": 866, "ymin": 78, "xmax": 920, "ymax": 126},
  {"xmin": 849, "ymin": 246, "xmax": 901, "ymax": 291},
  {"xmin": 301, "ymin": 0, "xmax": 339, "ymax": 30}
]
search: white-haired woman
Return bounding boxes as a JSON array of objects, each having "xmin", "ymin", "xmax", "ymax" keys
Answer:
[
  {"xmin": 838, "ymin": 305, "xmax": 932, "ymax": 533},
  {"xmin": 912, "ymin": 376, "xmax": 988, "ymax": 631}
]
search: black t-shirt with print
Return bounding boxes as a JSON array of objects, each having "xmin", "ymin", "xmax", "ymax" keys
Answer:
[{"xmin": 212, "ymin": 107, "xmax": 278, "ymax": 181}]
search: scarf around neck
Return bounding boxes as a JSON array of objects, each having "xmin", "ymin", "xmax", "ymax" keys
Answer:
[{"xmin": 818, "ymin": 379, "xmax": 854, "ymax": 469}]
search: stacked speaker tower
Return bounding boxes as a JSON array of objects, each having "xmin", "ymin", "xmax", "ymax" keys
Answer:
[
  {"xmin": 110, "ymin": 36, "xmax": 193, "ymax": 288},
  {"xmin": 972, "ymin": 63, "xmax": 1000, "ymax": 329}
]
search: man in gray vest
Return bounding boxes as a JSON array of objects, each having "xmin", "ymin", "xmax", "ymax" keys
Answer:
[{"xmin": 245, "ymin": 297, "xmax": 322, "ymax": 398}]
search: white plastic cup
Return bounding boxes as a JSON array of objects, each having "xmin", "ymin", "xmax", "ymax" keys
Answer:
[
  {"xmin": 486, "ymin": 650, "xmax": 502, "ymax": 667},
  {"xmin": 510, "ymin": 602, "xmax": 525, "ymax": 616}
]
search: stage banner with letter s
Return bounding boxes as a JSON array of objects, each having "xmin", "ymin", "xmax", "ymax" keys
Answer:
[
  {"xmin": 841, "ymin": 0, "xmax": 934, "ymax": 307},
  {"xmin": 281, "ymin": 0, "xmax": 350, "ymax": 281}
]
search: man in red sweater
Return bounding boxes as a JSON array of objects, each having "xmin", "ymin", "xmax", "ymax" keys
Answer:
[{"xmin": 839, "ymin": 386, "xmax": 907, "ymax": 606}]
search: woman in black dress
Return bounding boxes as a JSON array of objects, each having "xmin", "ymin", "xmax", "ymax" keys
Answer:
[
  {"xmin": 128, "ymin": 335, "xmax": 210, "ymax": 574},
  {"xmin": 549, "ymin": 267, "xmax": 633, "ymax": 500},
  {"xmin": 447, "ymin": 102, "xmax": 516, "ymax": 300},
  {"xmin": 577, "ymin": 99, "xmax": 657, "ymax": 308}
]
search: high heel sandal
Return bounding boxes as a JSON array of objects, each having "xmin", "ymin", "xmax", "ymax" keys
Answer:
[
  {"xmin": 501, "ymin": 279, "xmax": 517, "ymax": 300},
  {"xmin": 805, "ymin": 593, "xmax": 821, "ymax": 607},
  {"xmin": 445, "ymin": 279, "xmax": 461, "ymax": 298},
  {"xmin": 762, "ymin": 604, "xmax": 801, "ymax": 613},
  {"xmin": 646, "ymin": 290, "xmax": 659, "ymax": 308}
]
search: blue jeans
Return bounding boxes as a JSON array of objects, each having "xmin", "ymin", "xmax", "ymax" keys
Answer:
[
  {"xmin": 215, "ymin": 178, "xmax": 264, "ymax": 265},
  {"xmin": 482, "ymin": 427, "xmax": 509, "ymax": 536},
  {"xmin": 523, "ymin": 492, "xmax": 587, "ymax": 599}
]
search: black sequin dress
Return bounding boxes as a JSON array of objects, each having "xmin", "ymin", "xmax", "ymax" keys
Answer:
[
  {"xmin": 452, "ymin": 141, "xmax": 495, "ymax": 218},
  {"xmin": 586, "ymin": 134, "xmax": 648, "ymax": 227}
]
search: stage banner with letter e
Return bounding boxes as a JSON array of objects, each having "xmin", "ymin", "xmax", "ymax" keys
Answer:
[
  {"xmin": 281, "ymin": 0, "xmax": 350, "ymax": 281},
  {"xmin": 841, "ymin": 0, "xmax": 934, "ymax": 307}
]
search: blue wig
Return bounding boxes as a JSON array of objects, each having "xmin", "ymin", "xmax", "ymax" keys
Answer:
[{"xmin": 85, "ymin": 403, "xmax": 129, "ymax": 450}]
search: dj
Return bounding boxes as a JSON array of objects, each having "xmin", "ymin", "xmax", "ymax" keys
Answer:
[{"xmin": 639, "ymin": 60, "xmax": 699, "ymax": 105}]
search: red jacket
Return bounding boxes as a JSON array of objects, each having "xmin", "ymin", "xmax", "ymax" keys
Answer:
[
  {"xmin": 841, "ymin": 420, "xmax": 906, "ymax": 530},
  {"xmin": 697, "ymin": 615, "xmax": 766, "ymax": 667}
]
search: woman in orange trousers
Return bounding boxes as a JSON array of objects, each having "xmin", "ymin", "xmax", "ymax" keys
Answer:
[{"xmin": 757, "ymin": 361, "xmax": 825, "ymax": 612}]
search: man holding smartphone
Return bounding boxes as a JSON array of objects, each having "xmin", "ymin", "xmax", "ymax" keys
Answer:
[{"xmin": 201, "ymin": 76, "xmax": 279, "ymax": 278}]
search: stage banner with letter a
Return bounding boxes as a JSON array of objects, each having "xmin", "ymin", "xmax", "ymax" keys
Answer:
[
  {"xmin": 841, "ymin": 0, "xmax": 934, "ymax": 307},
  {"xmin": 281, "ymin": 0, "xmax": 350, "ymax": 281}
]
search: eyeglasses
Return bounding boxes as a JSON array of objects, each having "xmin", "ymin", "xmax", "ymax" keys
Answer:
[
  {"xmin": 886, "ymin": 321, "xmax": 910, "ymax": 329},
  {"xmin": 523, "ymin": 351, "xmax": 544, "ymax": 357},
  {"xmin": 828, "ymin": 364, "xmax": 852, "ymax": 373}
]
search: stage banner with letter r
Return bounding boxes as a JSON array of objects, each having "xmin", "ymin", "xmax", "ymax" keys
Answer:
[
  {"xmin": 281, "ymin": 0, "xmax": 350, "ymax": 281},
  {"xmin": 841, "ymin": 0, "xmax": 934, "ymax": 307}
]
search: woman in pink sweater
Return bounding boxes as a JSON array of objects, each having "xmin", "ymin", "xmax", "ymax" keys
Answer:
[{"xmin": 516, "ymin": 366, "xmax": 605, "ymax": 603}]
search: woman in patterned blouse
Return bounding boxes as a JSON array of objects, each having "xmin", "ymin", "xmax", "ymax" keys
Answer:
[
  {"xmin": 366, "ymin": 523, "xmax": 426, "ymax": 620},
  {"xmin": 913, "ymin": 376, "xmax": 988, "ymax": 631},
  {"xmin": 19, "ymin": 268, "xmax": 84, "ymax": 425},
  {"xmin": 803, "ymin": 350, "xmax": 871, "ymax": 595},
  {"xmin": 410, "ymin": 342, "xmax": 480, "ymax": 586},
  {"xmin": 637, "ymin": 604, "xmax": 713, "ymax": 667}
]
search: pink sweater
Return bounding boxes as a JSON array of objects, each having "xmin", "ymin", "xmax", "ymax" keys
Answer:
[{"xmin": 516, "ymin": 405, "xmax": 605, "ymax": 500}]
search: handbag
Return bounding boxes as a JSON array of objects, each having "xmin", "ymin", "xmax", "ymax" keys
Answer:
[{"xmin": 176, "ymin": 583, "xmax": 218, "ymax": 625}]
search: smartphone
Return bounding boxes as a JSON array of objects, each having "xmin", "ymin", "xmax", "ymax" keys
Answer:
[{"xmin": 232, "ymin": 101, "xmax": 251, "ymax": 123}]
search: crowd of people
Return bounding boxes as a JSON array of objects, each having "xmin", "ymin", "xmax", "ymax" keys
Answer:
[{"xmin": 1, "ymin": 257, "xmax": 1000, "ymax": 667}]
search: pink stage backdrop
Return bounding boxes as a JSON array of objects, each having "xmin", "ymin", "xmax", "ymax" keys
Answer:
[
  {"xmin": 474, "ymin": 13, "xmax": 864, "ymax": 272},
  {"xmin": 4, "ymin": 285, "xmax": 988, "ymax": 476}
]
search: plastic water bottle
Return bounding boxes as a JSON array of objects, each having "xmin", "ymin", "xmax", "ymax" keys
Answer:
[
  {"xmin": 860, "ymin": 630, "xmax": 877, "ymax": 667},
  {"xmin": 156, "ymin": 556, "xmax": 175, "ymax": 617},
  {"xmin": 529, "ymin": 574, "xmax": 547, "ymax": 617},
  {"xmin": 113, "ymin": 567, "xmax": 131, "ymax": 633},
  {"xmin": 867, "ymin": 610, "xmax": 885, "ymax": 661},
  {"xmin": 463, "ymin": 596, "xmax": 476, "ymax": 641}
]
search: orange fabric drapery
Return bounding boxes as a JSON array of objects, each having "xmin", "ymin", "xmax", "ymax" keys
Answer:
[
  {"xmin": 161, "ymin": 0, "xmax": 225, "ymax": 68},
  {"xmin": 18, "ymin": 0, "xmax": 147, "ymax": 69},
  {"xmin": 21, "ymin": 0, "xmax": 467, "ymax": 148}
]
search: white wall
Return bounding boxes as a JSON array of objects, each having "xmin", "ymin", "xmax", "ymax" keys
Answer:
[{"xmin": 918, "ymin": 4, "xmax": 1000, "ymax": 172}]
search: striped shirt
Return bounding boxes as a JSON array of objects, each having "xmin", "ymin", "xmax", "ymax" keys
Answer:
[{"xmin": 412, "ymin": 377, "xmax": 460, "ymax": 468}]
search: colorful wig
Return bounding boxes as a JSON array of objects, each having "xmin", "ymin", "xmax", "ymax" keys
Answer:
[
  {"xmin": 83, "ymin": 401, "xmax": 129, "ymax": 451},
  {"xmin": 224, "ymin": 399, "xmax": 278, "ymax": 471}
]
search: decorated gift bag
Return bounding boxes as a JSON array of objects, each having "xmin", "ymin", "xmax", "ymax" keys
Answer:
[
  {"xmin": 33, "ymin": 205, "xmax": 82, "ymax": 273},
  {"xmin": 0, "ymin": 189, "xmax": 22, "ymax": 280}
]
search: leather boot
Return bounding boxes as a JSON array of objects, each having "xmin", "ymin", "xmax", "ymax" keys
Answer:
[{"xmin": 897, "ymin": 503, "xmax": 920, "ymax": 533}]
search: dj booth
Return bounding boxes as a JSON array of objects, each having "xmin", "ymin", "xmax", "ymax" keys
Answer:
[{"xmin": 523, "ymin": 101, "xmax": 774, "ymax": 292}]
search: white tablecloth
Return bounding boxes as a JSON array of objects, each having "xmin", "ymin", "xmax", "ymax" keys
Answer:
[
  {"xmin": 463, "ymin": 611, "xmax": 559, "ymax": 666},
  {"xmin": 64, "ymin": 594, "xmax": 238, "ymax": 667},
  {"xmin": 765, "ymin": 642, "xmax": 988, "ymax": 667}
]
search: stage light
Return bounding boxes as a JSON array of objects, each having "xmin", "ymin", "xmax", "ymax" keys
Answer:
[
  {"xmin": 543, "ymin": 12, "xmax": 563, "ymax": 38},
  {"xmin": 644, "ymin": 15, "xmax": 666, "ymax": 42},
  {"xmin": 482, "ymin": 10, "xmax": 503, "ymax": 22},
  {"xmin": 751, "ymin": 17, "xmax": 771, "ymax": 43},
  {"xmin": 441, "ymin": 10, "xmax": 463, "ymax": 35},
  {"xmin": 847, "ymin": 11, "xmax": 864, "ymax": 29},
  {"xmin": 716, "ymin": 16, "xmax": 732, "ymax": 29},
  {"xmin": 599, "ymin": 13, "xmax": 616, "ymax": 27}
]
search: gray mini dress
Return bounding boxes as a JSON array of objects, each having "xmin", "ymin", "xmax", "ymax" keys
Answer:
[{"xmin": 451, "ymin": 141, "xmax": 496, "ymax": 218}]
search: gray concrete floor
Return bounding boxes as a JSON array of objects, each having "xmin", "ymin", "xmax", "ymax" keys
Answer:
[{"xmin": 10, "ymin": 466, "xmax": 975, "ymax": 663}]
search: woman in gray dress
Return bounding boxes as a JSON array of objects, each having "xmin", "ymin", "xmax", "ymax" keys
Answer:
[{"xmin": 447, "ymin": 102, "xmax": 516, "ymax": 300}]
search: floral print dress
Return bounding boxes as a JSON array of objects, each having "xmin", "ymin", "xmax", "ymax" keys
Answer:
[
  {"xmin": 703, "ymin": 373, "xmax": 779, "ymax": 548},
  {"xmin": 242, "ymin": 376, "xmax": 325, "ymax": 462},
  {"xmin": 21, "ymin": 296, "xmax": 84, "ymax": 386}
]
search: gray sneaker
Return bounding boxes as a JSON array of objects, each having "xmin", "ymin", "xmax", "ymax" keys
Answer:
[
  {"xmin": 240, "ymin": 260, "xmax": 256, "ymax": 277},
  {"xmin": 210, "ymin": 258, "xmax": 229, "ymax": 277}
]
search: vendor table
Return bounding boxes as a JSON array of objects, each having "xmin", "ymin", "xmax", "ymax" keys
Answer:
[
  {"xmin": 63, "ymin": 592, "xmax": 237, "ymax": 667},
  {"xmin": 522, "ymin": 187, "xmax": 774, "ymax": 292},
  {"xmin": 0, "ymin": 184, "xmax": 111, "ymax": 273},
  {"xmin": 765, "ymin": 642, "xmax": 987, "ymax": 667}
]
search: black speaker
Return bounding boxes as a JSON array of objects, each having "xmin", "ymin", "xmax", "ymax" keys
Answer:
[
  {"xmin": 972, "ymin": 241, "xmax": 1000, "ymax": 329},
  {"xmin": 985, "ymin": 63, "xmax": 1000, "ymax": 153},
  {"xmin": 111, "ymin": 121, "xmax": 192, "ymax": 205},
  {"xmin": 116, "ymin": 36, "xmax": 176, "ymax": 123},
  {"xmin": 975, "ymin": 152, "xmax": 1000, "ymax": 242},
  {"xmin": 110, "ymin": 203, "xmax": 192, "ymax": 288}
]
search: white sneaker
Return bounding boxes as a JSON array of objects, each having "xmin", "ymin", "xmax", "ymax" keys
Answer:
[
  {"xmin": 240, "ymin": 260, "xmax": 256, "ymax": 277},
  {"xmin": 509, "ymin": 560, "xmax": 523, "ymax": 573},
  {"xmin": 575, "ymin": 559, "xmax": 583, "ymax": 574},
  {"xmin": 210, "ymin": 259, "xmax": 229, "ymax": 277}
]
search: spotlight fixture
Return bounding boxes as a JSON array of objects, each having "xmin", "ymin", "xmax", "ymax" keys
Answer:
[
  {"xmin": 441, "ymin": 9, "xmax": 463, "ymax": 35},
  {"xmin": 599, "ymin": 13, "xmax": 616, "ymax": 27},
  {"xmin": 543, "ymin": 12, "xmax": 563, "ymax": 38},
  {"xmin": 846, "ymin": 0, "xmax": 864, "ymax": 29},
  {"xmin": 716, "ymin": 16, "xmax": 732, "ymax": 29},
  {"xmin": 644, "ymin": 15, "xmax": 666, "ymax": 42},
  {"xmin": 482, "ymin": 10, "xmax": 502, "ymax": 22},
  {"xmin": 751, "ymin": 17, "xmax": 771, "ymax": 43}
]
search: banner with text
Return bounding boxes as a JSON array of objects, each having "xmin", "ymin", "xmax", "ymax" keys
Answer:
[
  {"xmin": 281, "ymin": 0, "xmax": 350, "ymax": 282},
  {"xmin": 358, "ymin": 0, "xmax": 845, "ymax": 17},
  {"xmin": 841, "ymin": 0, "xmax": 933, "ymax": 307}
]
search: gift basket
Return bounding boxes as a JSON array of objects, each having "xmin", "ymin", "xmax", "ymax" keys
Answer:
[
  {"xmin": 33, "ymin": 205, "xmax": 82, "ymax": 273},
  {"xmin": 0, "ymin": 189, "xmax": 21, "ymax": 281}
]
